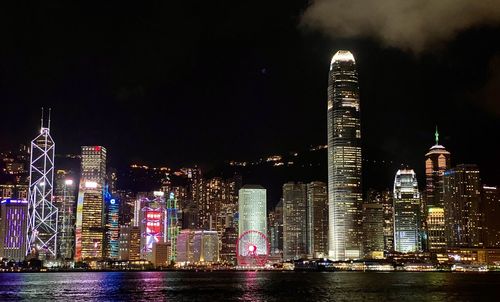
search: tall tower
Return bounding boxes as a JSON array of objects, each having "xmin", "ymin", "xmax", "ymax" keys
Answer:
[
  {"xmin": 327, "ymin": 50, "xmax": 363, "ymax": 260},
  {"xmin": 443, "ymin": 164, "xmax": 482, "ymax": 248},
  {"xmin": 393, "ymin": 169, "xmax": 421, "ymax": 253},
  {"xmin": 27, "ymin": 109, "xmax": 59, "ymax": 259},
  {"xmin": 282, "ymin": 182, "xmax": 307, "ymax": 260},
  {"xmin": 425, "ymin": 127, "xmax": 451, "ymax": 209},
  {"xmin": 75, "ymin": 146, "xmax": 107, "ymax": 261}
]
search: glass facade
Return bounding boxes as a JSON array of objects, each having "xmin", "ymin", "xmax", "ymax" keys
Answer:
[
  {"xmin": 282, "ymin": 182, "xmax": 307, "ymax": 260},
  {"xmin": 75, "ymin": 146, "xmax": 107, "ymax": 261},
  {"xmin": 238, "ymin": 185, "xmax": 267, "ymax": 262},
  {"xmin": 327, "ymin": 50, "xmax": 363, "ymax": 260},
  {"xmin": 393, "ymin": 169, "xmax": 421, "ymax": 253}
]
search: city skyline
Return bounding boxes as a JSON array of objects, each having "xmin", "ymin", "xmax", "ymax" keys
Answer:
[{"xmin": 1, "ymin": 3, "xmax": 499, "ymax": 190}]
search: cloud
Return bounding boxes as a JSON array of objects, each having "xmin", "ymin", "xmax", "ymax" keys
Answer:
[
  {"xmin": 301, "ymin": 0, "xmax": 500, "ymax": 52},
  {"xmin": 477, "ymin": 55, "xmax": 500, "ymax": 115}
]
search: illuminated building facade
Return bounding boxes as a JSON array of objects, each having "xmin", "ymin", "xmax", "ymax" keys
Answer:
[
  {"xmin": 119, "ymin": 224, "xmax": 141, "ymax": 261},
  {"xmin": 283, "ymin": 182, "xmax": 307, "ymax": 260},
  {"xmin": 220, "ymin": 226, "xmax": 238, "ymax": 264},
  {"xmin": 0, "ymin": 199, "xmax": 28, "ymax": 261},
  {"xmin": 75, "ymin": 146, "xmax": 107, "ymax": 261},
  {"xmin": 366, "ymin": 189, "xmax": 394, "ymax": 253},
  {"xmin": 176, "ymin": 229, "xmax": 219, "ymax": 264},
  {"xmin": 193, "ymin": 230, "xmax": 219, "ymax": 263},
  {"xmin": 424, "ymin": 129, "xmax": 450, "ymax": 252},
  {"xmin": 238, "ymin": 185, "xmax": 267, "ymax": 264},
  {"xmin": 140, "ymin": 193, "xmax": 167, "ymax": 261},
  {"xmin": 393, "ymin": 169, "xmax": 421, "ymax": 253},
  {"xmin": 427, "ymin": 207, "xmax": 446, "ymax": 251},
  {"xmin": 268, "ymin": 200, "xmax": 283, "ymax": 256},
  {"xmin": 104, "ymin": 191, "xmax": 120, "ymax": 259},
  {"xmin": 362, "ymin": 202, "xmax": 384, "ymax": 259},
  {"xmin": 54, "ymin": 170, "xmax": 77, "ymax": 260},
  {"xmin": 483, "ymin": 186, "xmax": 500, "ymax": 247},
  {"xmin": 444, "ymin": 164, "xmax": 483, "ymax": 248},
  {"xmin": 327, "ymin": 50, "xmax": 363, "ymax": 260},
  {"xmin": 425, "ymin": 128, "xmax": 451, "ymax": 209},
  {"xmin": 27, "ymin": 114, "xmax": 58, "ymax": 259},
  {"xmin": 307, "ymin": 181, "xmax": 328, "ymax": 258}
]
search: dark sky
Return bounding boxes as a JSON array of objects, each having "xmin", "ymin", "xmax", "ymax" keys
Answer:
[{"xmin": 1, "ymin": 2, "xmax": 499, "ymax": 186}]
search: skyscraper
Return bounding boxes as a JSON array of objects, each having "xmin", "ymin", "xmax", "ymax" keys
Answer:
[
  {"xmin": 75, "ymin": 146, "xmax": 107, "ymax": 261},
  {"xmin": 443, "ymin": 164, "xmax": 483, "ymax": 248},
  {"xmin": 327, "ymin": 50, "xmax": 363, "ymax": 260},
  {"xmin": 27, "ymin": 113, "xmax": 58, "ymax": 259},
  {"xmin": 307, "ymin": 181, "xmax": 328, "ymax": 258},
  {"xmin": 483, "ymin": 185, "xmax": 500, "ymax": 247},
  {"xmin": 0, "ymin": 199, "xmax": 28, "ymax": 261},
  {"xmin": 362, "ymin": 202, "xmax": 384, "ymax": 259},
  {"xmin": 282, "ymin": 182, "xmax": 308, "ymax": 260},
  {"xmin": 425, "ymin": 128, "xmax": 451, "ymax": 209},
  {"xmin": 393, "ymin": 169, "xmax": 421, "ymax": 253},
  {"xmin": 238, "ymin": 185, "xmax": 267, "ymax": 265},
  {"xmin": 424, "ymin": 129, "xmax": 450, "ymax": 252}
]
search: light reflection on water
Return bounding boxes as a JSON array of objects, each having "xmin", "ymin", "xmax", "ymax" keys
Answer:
[{"xmin": 0, "ymin": 271, "xmax": 499, "ymax": 301}]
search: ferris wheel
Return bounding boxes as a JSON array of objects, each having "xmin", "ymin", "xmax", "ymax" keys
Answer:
[{"xmin": 236, "ymin": 230, "xmax": 270, "ymax": 267}]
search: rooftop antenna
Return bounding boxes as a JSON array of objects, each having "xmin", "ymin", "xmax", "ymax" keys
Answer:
[
  {"xmin": 435, "ymin": 126, "xmax": 439, "ymax": 145},
  {"xmin": 41, "ymin": 107, "xmax": 44, "ymax": 129},
  {"xmin": 48, "ymin": 108, "xmax": 51, "ymax": 129}
]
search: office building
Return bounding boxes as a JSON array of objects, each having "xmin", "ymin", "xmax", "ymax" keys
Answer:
[
  {"xmin": 362, "ymin": 202, "xmax": 384, "ymax": 259},
  {"xmin": 393, "ymin": 169, "xmax": 421, "ymax": 253},
  {"xmin": 238, "ymin": 185, "xmax": 267, "ymax": 265},
  {"xmin": 0, "ymin": 199, "xmax": 28, "ymax": 261},
  {"xmin": 327, "ymin": 50, "xmax": 363, "ymax": 260},
  {"xmin": 483, "ymin": 186, "xmax": 500, "ymax": 247},
  {"xmin": 307, "ymin": 181, "xmax": 328, "ymax": 258},
  {"xmin": 75, "ymin": 146, "xmax": 107, "ymax": 261},
  {"xmin": 444, "ymin": 164, "xmax": 483, "ymax": 248},
  {"xmin": 283, "ymin": 182, "xmax": 308, "ymax": 260}
]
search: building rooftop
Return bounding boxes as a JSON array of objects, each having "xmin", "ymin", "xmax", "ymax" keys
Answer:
[{"xmin": 240, "ymin": 184, "xmax": 265, "ymax": 190}]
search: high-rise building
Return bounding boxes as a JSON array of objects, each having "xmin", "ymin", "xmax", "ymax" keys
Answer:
[
  {"xmin": 176, "ymin": 229, "xmax": 219, "ymax": 264},
  {"xmin": 238, "ymin": 185, "xmax": 267, "ymax": 265},
  {"xmin": 193, "ymin": 230, "xmax": 219, "ymax": 263},
  {"xmin": 27, "ymin": 114, "xmax": 58, "ymax": 259},
  {"xmin": 370, "ymin": 190, "xmax": 394, "ymax": 253},
  {"xmin": 104, "ymin": 192, "xmax": 120, "ymax": 259},
  {"xmin": 425, "ymin": 128, "xmax": 451, "ymax": 209},
  {"xmin": 362, "ymin": 202, "xmax": 384, "ymax": 259},
  {"xmin": 393, "ymin": 169, "xmax": 421, "ymax": 253},
  {"xmin": 268, "ymin": 200, "xmax": 284, "ymax": 256},
  {"xmin": 220, "ymin": 226, "xmax": 238, "ymax": 264},
  {"xmin": 327, "ymin": 50, "xmax": 363, "ymax": 260},
  {"xmin": 283, "ymin": 182, "xmax": 308, "ymax": 260},
  {"xmin": 427, "ymin": 207, "xmax": 446, "ymax": 251},
  {"xmin": 483, "ymin": 186, "xmax": 500, "ymax": 247},
  {"xmin": 140, "ymin": 192, "xmax": 167, "ymax": 261},
  {"xmin": 424, "ymin": 129, "xmax": 450, "ymax": 252},
  {"xmin": 307, "ymin": 181, "xmax": 328, "ymax": 258},
  {"xmin": 75, "ymin": 146, "xmax": 107, "ymax": 261},
  {"xmin": 54, "ymin": 170, "xmax": 77, "ymax": 260},
  {"xmin": 0, "ymin": 199, "xmax": 28, "ymax": 261},
  {"xmin": 443, "ymin": 164, "xmax": 483, "ymax": 248}
]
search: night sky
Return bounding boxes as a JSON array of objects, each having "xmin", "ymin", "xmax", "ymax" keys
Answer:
[{"xmin": 1, "ymin": 2, "xmax": 499, "ymax": 187}]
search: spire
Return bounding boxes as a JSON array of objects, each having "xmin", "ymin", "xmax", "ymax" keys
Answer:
[
  {"xmin": 40, "ymin": 107, "xmax": 44, "ymax": 130},
  {"xmin": 435, "ymin": 126, "xmax": 439, "ymax": 145},
  {"xmin": 48, "ymin": 108, "xmax": 51, "ymax": 129}
]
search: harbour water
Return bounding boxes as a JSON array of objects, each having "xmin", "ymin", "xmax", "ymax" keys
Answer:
[{"xmin": 1, "ymin": 271, "xmax": 499, "ymax": 301}]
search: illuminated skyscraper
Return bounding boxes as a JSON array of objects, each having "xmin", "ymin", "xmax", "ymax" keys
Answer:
[
  {"xmin": 483, "ymin": 186, "xmax": 500, "ymax": 247},
  {"xmin": 75, "ymin": 146, "xmax": 107, "ymax": 261},
  {"xmin": 0, "ymin": 199, "xmax": 28, "ymax": 261},
  {"xmin": 238, "ymin": 185, "xmax": 267, "ymax": 264},
  {"xmin": 26, "ymin": 112, "xmax": 58, "ymax": 259},
  {"xmin": 283, "ymin": 182, "xmax": 307, "ymax": 260},
  {"xmin": 327, "ymin": 50, "xmax": 363, "ymax": 260},
  {"xmin": 307, "ymin": 181, "xmax": 328, "ymax": 258},
  {"xmin": 443, "ymin": 164, "xmax": 483, "ymax": 248},
  {"xmin": 425, "ymin": 128, "xmax": 451, "ymax": 209},
  {"xmin": 393, "ymin": 169, "xmax": 421, "ymax": 253}
]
